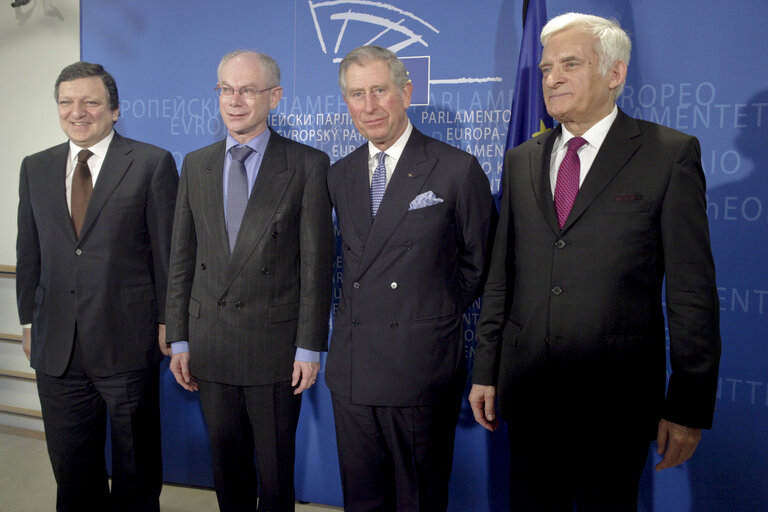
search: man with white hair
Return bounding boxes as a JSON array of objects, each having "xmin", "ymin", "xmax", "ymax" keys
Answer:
[{"xmin": 470, "ymin": 12, "xmax": 720, "ymax": 511}]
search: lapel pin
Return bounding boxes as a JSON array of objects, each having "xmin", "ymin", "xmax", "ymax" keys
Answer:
[{"xmin": 407, "ymin": 172, "xmax": 415, "ymax": 178}]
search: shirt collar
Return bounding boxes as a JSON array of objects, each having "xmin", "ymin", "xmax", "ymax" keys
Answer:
[
  {"xmin": 368, "ymin": 121, "xmax": 413, "ymax": 163},
  {"xmin": 557, "ymin": 105, "xmax": 618, "ymax": 153},
  {"xmin": 69, "ymin": 129, "xmax": 115, "ymax": 164},
  {"xmin": 226, "ymin": 128, "xmax": 271, "ymax": 156}
]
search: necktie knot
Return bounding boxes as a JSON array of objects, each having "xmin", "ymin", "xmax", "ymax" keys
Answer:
[
  {"xmin": 230, "ymin": 145, "xmax": 254, "ymax": 163},
  {"xmin": 77, "ymin": 148, "xmax": 94, "ymax": 164},
  {"xmin": 567, "ymin": 136, "xmax": 588, "ymax": 153}
]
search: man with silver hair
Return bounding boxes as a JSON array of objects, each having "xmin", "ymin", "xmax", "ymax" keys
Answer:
[
  {"xmin": 470, "ymin": 12, "xmax": 720, "ymax": 511},
  {"xmin": 326, "ymin": 45, "xmax": 495, "ymax": 511},
  {"xmin": 165, "ymin": 50, "xmax": 334, "ymax": 511}
]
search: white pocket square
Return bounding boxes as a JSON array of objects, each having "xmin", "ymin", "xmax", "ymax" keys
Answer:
[{"xmin": 409, "ymin": 191, "xmax": 444, "ymax": 210}]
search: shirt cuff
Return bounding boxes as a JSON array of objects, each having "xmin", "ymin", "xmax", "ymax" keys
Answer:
[
  {"xmin": 171, "ymin": 341, "xmax": 189, "ymax": 355},
  {"xmin": 295, "ymin": 348, "xmax": 320, "ymax": 363}
]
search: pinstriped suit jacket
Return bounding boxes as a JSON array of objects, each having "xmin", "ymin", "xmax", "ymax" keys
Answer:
[{"xmin": 165, "ymin": 129, "xmax": 334, "ymax": 386}]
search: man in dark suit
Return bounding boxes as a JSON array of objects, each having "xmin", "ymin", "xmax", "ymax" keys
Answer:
[
  {"xmin": 326, "ymin": 45, "xmax": 496, "ymax": 511},
  {"xmin": 165, "ymin": 50, "xmax": 333, "ymax": 511},
  {"xmin": 16, "ymin": 61, "xmax": 178, "ymax": 512},
  {"xmin": 469, "ymin": 13, "xmax": 721, "ymax": 511}
]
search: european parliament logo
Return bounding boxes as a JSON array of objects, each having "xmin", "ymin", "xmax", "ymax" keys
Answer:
[{"xmin": 308, "ymin": 0, "xmax": 500, "ymax": 106}]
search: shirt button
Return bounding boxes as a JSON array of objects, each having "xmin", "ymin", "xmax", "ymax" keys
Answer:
[
  {"xmin": 551, "ymin": 286, "xmax": 563, "ymax": 296},
  {"xmin": 75, "ymin": 249, "xmax": 83, "ymax": 255},
  {"xmin": 390, "ymin": 282, "xmax": 398, "ymax": 290},
  {"xmin": 555, "ymin": 239, "xmax": 566, "ymax": 249}
]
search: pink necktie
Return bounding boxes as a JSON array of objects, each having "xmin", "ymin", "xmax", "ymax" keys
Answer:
[{"xmin": 554, "ymin": 136, "xmax": 587, "ymax": 229}]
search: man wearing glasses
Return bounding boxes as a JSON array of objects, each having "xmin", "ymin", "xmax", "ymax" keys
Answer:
[{"xmin": 165, "ymin": 50, "xmax": 334, "ymax": 511}]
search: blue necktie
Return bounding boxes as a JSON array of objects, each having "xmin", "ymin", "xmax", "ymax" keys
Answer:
[
  {"xmin": 226, "ymin": 145, "xmax": 254, "ymax": 251},
  {"xmin": 370, "ymin": 151, "xmax": 387, "ymax": 221}
]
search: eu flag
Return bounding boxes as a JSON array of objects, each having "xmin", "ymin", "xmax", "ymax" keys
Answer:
[{"xmin": 505, "ymin": 0, "xmax": 553, "ymax": 153}]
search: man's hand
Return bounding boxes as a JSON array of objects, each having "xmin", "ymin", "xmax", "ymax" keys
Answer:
[
  {"xmin": 157, "ymin": 324, "xmax": 171, "ymax": 356},
  {"xmin": 292, "ymin": 360, "xmax": 320, "ymax": 395},
  {"xmin": 469, "ymin": 384, "xmax": 499, "ymax": 431},
  {"xmin": 21, "ymin": 327, "xmax": 31, "ymax": 362},
  {"xmin": 655, "ymin": 418, "xmax": 702, "ymax": 471},
  {"xmin": 169, "ymin": 352, "xmax": 198, "ymax": 391}
]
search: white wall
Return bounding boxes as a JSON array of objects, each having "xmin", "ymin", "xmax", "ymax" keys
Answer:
[{"xmin": 0, "ymin": 1, "xmax": 79, "ymax": 431}]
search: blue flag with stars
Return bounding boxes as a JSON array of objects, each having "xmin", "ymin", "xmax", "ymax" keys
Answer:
[{"xmin": 505, "ymin": 0, "xmax": 553, "ymax": 154}]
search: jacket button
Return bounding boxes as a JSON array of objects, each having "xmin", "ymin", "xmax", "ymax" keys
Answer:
[
  {"xmin": 218, "ymin": 299, "xmax": 227, "ymax": 307},
  {"xmin": 404, "ymin": 241, "xmax": 413, "ymax": 250},
  {"xmin": 344, "ymin": 243, "xmax": 350, "ymax": 251},
  {"xmin": 235, "ymin": 301, "xmax": 244, "ymax": 309},
  {"xmin": 353, "ymin": 282, "xmax": 360, "ymax": 289},
  {"xmin": 272, "ymin": 231, "xmax": 279, "ymax": 239},
  {"xmin": 390, "ymin": 282, "xmax": 398, "ymax": 290},
  {"xmin": 551, "ymin": 286, "xmax": 563, "ymax": 295},
  {"xmin": 75, "ymin": 248, "xmax": 83, "ymax": 255},
  {"xmin": 555, "ymin": 239, "xmax": 566, "ymax": 249},
  {"xmin": 390, "ymin": 321, "xmax": 398, "ymax": 329},
  {"xmin": 352, "ymin": 320, "xmax": 359, "ymax": 327},
  {"xmin": 201, "ymin": 263, "xmax": 207, "ymax": 270},
  {"xmin": 261, "ymin": 267, "xmax": 269, "ymax": 275}
]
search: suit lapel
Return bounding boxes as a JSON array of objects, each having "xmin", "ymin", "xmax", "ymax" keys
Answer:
[
  {"xmin": 225, "ymin": 132, "xmax": 294, "ymax": 288},
  {"xmin": 561, "ymin": 111, "xmax": 641, "ymax": 231},
  {"xmin": 78, "ymin": 133, "xmax": 131, "ymax": 243},
  {"xmin": 200, "ymin": 141, "xmax": 230, "ymax": 256},
  {"xmin": 343, "ymin": 145, "xmax": 374, "ymax": 247},
  {"xmin": 43, "ymin": 143, "xmax": 78, "ymax": 242},
  {"xmin": 357, "ymin": 129, "xmax": 437, "ymax": 277},
  {"xmin": 531, "ymin": 126, "xmax": 561, "ymax": 234}
]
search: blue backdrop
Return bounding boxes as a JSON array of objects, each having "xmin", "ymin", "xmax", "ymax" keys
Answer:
[{"xmin": 82, "ymin": 1, "xmax": 768, "ymax": 510}]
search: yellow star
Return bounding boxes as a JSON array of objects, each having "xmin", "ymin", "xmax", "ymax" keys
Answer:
[{"xmin": 532, "ymin": 119, "xmax": 551, "ymax": 138}]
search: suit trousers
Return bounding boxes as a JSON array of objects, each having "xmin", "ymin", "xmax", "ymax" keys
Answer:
[
  {"xmin": 331, "ymin": 389, "xmax": 463, "ymax": 512},
  {"xmin": 35, "ymin": 333, "xmax": 162, "ymax": 512},
  {"xmin": 506, "ymin": 420, "xmax": 650, "ymax": 512},
  {"xmin": 197, "ymin": 378, "xmax": 302, "ymax": 512}
]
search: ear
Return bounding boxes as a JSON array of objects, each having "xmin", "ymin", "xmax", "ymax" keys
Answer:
[
  {"xmin": 608, "ymin": 60, "xmax": 628, "ymax": 92},
  {"xmin": 111, "ymin": 108, "xmax": 120, "ymax": 122},
  {"xmin": 269, "ymin": 86, "xmax": 283, "ymax": 109},
  {"xmin": 401, "ymin": 81, "xmax": 413, "ymax": 109}
]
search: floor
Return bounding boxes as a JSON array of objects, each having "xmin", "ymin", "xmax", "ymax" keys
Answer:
[{"xmin": 0, "ymin": 431, "xmax": 341, "ymax": 512}]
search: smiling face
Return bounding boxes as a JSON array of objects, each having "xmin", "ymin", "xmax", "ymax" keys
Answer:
[
  {"xmin": 57, "ymin": 76, "xmax": 119, "ymax": 148},
  {"xmin": 218, "ymin": 53, "xmax": 283, "ymax": 144},
  {"xmin": 342, "ymin": 58, "xmax": 412, "ymax": 151},
  {"xmin": 539, "ymin": 27, "xmax": 625, "ymax": 136}
]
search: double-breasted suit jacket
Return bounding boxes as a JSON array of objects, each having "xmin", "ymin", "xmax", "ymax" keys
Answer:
[
  {"xmin": 326, "ymin": 128, "xmax": 496, "ymax": 407},
  {"xmin": 165, "ymin": 129, "xmax": 334, "ymax": 385},
  {"xmin": 17, "ymin": 132, "xmax": 179, "ymax": 377},
  {"xmin": 473, "ymin": 110, "xmax": 721, "ymax": 435}
]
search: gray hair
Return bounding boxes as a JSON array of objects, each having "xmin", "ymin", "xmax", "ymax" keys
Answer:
[
  {"xmin": 541, "ymin": 12, "xmax": 631, "ymax": 98},
  {"xmin": 55, "ymin": 61, "xmax": 120, "ymax": 112},
  {"xmin": 217, "ymin": 50, "xmax": 281, "ymax": 87},
  {"xmin": 338, "ymin": 45, "xmax": 410, "ymax": 96}
]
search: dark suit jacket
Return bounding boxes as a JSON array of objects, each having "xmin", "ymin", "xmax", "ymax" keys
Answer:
[
  {"xmin": 16, "ymin": 132, "xmax": 179, "ymax": 377},
  {"xmin": 326, "ymin": 127, "xmax": 496, "ymax": 407},
  {"xmin": 473, "ymin": 110, "xmax": 721, "ymax": 436},
  {"xmin": 165, "ymin": 129, "xmax": 333, "ymax": 386}
]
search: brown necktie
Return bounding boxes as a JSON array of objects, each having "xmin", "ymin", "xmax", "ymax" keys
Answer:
[{"xmin": 71, "ymin": 149, "xmax": 94, "ymax": 238}]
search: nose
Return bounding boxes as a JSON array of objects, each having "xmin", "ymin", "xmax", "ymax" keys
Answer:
[
  {"xmin": 363, "ymin": 93, "xmax": 377, "ymax": 113},
  {"xmin": 543, "ymin": 69, "xmax": 562, "ymax": 88}
]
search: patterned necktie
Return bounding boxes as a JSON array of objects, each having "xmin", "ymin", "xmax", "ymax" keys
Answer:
[
  {"xmin": 370, "ymin": 151, "xmax": 387, "ymax": 221},
  {"xmin": 554, "ymin": 136, "xmax": 588, "ymax": 229},
  {"xmin": 226, "ymin": 145, "xmax": 254, "ymax": 251},
  {"xmin": 71, "ymin": 149, "xmax": 94, "ymax": 238}
]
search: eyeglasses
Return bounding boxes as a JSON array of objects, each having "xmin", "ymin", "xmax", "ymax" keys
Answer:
[{"xmin": 215, "ymin": 85, "xmax": 277, "ymax": 99}]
